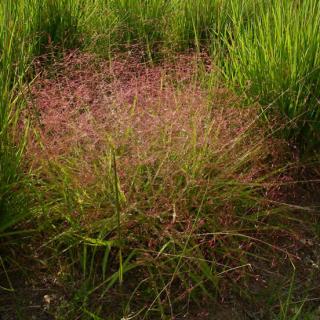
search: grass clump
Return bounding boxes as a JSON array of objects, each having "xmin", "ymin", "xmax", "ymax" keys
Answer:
[
  {"xmin": 0, "ymin": 1, "xmax": 320, "ymax": 319},
  {"xmin": 223, "ymin": 0, "xmax": 320, "ymax": 145},
  {"xmin": 37, "ymin": 111, "xmax": 316, "ymax": 318},
  {"xmin": 21, "ymin": 56, "xmax": 319, "ymax": 318}
]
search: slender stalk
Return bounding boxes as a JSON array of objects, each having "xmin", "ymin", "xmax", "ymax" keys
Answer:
[{"xmin": 112, "ymin": 149, "xmax": 123, "ymax": 285}]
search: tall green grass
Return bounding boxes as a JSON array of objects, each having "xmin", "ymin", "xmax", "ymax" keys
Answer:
[
  {"xmin": 223, "ymin": 0, "xmax": 320, "ymax": 145},
  {"xmin": 0, "ymin": 0, "xmax": 85, "ymax": 233},
  {"xmin": 0, "ymin": 1, "xmax": 32, "ymax": 234},
  {"xmin": 32, "ymin": 0, "xmax": 84, "ymax": 54},
  {"xmin": 82, "ymin": 0, "xmax": 218, "ymax": 57}
]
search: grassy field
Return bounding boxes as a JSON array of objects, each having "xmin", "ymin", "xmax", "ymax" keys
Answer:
[{"xmin": 1, "ymin": 0, "xmax": 320, "ymax": 319}]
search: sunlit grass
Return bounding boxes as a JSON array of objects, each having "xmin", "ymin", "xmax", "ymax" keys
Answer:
[
  {"xmin": 0, "ymin": 0, "xmax": 319, "ymax": 319},
  {"xmin": 222, "ymin": 0, "xmax": 320, "ymax": 145}
]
